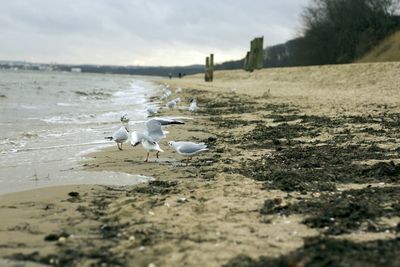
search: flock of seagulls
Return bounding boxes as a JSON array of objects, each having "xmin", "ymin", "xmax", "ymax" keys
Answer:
[{"xmin": 105, "ymin": 85, "xmax": 208, "ymax": 164}]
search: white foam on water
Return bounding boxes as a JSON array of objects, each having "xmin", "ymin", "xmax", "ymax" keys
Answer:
[{"xmin": 56, "ymin": 102, "xmax": 79, "ymax": 107}]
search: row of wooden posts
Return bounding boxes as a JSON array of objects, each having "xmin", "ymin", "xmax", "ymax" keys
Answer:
[{"xmin": 204, "ymin": 36, "xmax": 264, "ymax": 82}]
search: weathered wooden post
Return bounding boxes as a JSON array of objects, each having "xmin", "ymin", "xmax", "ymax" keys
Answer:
[
  {"xmin": 209, "ymin": 53, "xmax": 214, "ymax": 82},
  {"xmin": 256, "ymin": 37, "xmax": 264, "ymax": 69},
  {"xmin": 205, "ymin": 56, "xmax": 210, "ymax": 82},
  {"xmin": 244, "ymin": 51, "xmax": 250, "ymax": 71},
  {"xmin": 205, "ymin": 54, "xmax": 214, "ymax": 82},
  {"xmin": 249, "ymin": 39, "xmax": 255, "ymax": 72},
  {"xmin": 244, "ymin": 36, "xmax": 264, "ymax": 72}
]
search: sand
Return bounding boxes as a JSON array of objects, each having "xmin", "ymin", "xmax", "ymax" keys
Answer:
[{"xmin": 1, "ymin": 62, "xmax": 399, "ymax": 266}]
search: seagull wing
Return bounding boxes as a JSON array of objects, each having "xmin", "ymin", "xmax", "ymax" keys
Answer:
[
  {"xmin": 176, "ymin": 142, "xmax": 208, "ymax": 154},
  {"xmin": 131, "ymin": 131, "xmax": 157, "ymax": 146},
  {"xmin": 146, "ymin": 119, "xmax": 165, "ymax": 142},
  {"xmin": 112, "ymin": 127, "xmax": 128, "ymax": 142},
  {"xmin": 151, "ymin": 118, "xmax": 184, "ymax": 125}
]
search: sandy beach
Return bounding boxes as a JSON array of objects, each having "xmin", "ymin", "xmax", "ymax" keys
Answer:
[{"xmin": 1, "ymin": 62, "xmax": 400, "ymax": 266}]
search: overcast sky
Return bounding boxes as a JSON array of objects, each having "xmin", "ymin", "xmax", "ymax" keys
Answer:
[{"xmin": 0, "ymin": 0, "xmax": 310, "ymax": 66}]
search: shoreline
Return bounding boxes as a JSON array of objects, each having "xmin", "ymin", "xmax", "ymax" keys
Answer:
[{"xmin": 1, "ymin": 62, "xmax": 399, "ymax": 266}]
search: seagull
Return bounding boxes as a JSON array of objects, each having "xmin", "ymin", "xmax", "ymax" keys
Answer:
[
  {"xmin": 146, "ymin": 106, "xmax": 158, "ymax": 116},
  {"xmin": 131, "ymin": 130, "xmax": 164, "ymax": 162},
  {"xmin": 160, "ymin": 87, "xmax": 172, "ymax": 100},
  {"xmin": 130, "ymin": 118, "xmax": 184, "ymax": 162},
  {"xmin": 105, "ymin": 126, "xmax": 129, "ymax": 150},
  {"xmin": 168, "ymin": 141, "xmax": 208, "ymax": 164},
  {"xmin": 120, "ymin": 113, "xmax": 130, "ymax": 123},
  {"xmin": 189, "ymin": 99, "xmax": 197, "ymax": 112},
  {"xmin": 166, "ymin": 99, "xmax": 177, "ymax": 109}
]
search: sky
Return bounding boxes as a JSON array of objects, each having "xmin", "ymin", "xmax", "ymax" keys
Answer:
[{"xmin": 0, "ymin": 0, "xmax": 310, "ymax": 66}]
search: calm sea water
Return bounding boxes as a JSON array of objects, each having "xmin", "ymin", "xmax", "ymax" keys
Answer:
[{"xmin": 0, "ymin": 70, "xmax": 160, "ymax": 195}]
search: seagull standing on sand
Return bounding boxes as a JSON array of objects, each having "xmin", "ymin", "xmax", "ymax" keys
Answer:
[
  {"xmin": 131, "ymin": 131, "xmax": 164, "ymax": 162},
  {"xmin": 168, "ymin": 141, "xmax": 208, "ymax": 164},
  {"xmin": 131, "ymin": 118, "xmax": 184, "ymax": 162},
  {"xmin": 166, "ymin": 99, "xmax": 177, "ymax": 109},
  {"xmin": 105, "ymin": 126, "xmax": 129, "ymax": 150},
  {"xmin": 146, "ymin": 106, "xmax": 158, "ymax": 116},
  {"xmin": 189, "ymin": 99, "xmax": 197, "ymax": 112}
]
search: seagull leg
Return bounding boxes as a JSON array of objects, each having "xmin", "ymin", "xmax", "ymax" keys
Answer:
[
  {"xmin": 144, "ymin": 152, "xmax": 149, "ymax": 162},
  {"xmin": 156, "ymin": 151, "xmax": 160, "ymax": 159},
  {"xmin": 117, "ymin": 143, "xmax": 122, "ymax": 150}
]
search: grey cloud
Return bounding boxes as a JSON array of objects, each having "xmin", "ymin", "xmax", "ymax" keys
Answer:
[{"xmin": 0, "ymin": 0, "xmax": 309, "ymax": 65}]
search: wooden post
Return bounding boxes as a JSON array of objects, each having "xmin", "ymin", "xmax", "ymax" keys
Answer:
[
  {"xmin": 244, "ymin": 36, "xmax": 264, "ymax": 72},
  {"xmin": 256, "ymin": 37, "xmax": 264, "ymax": 69},
  {"xmin": 244, "ymin": 51, "xmax": 250, "ymax": 71},
  {"xmin": 250, "ymin": 39, "xmax": 256, "ymax": 71},
  {"xmin": 209, "ymin": 53, "xmax": 214, "ymax": 82},
  {"xmin": 205, "ymin": 54, "xmax": 214, "ymax": 82},
  {"xmin": 205, "ymin": 56, "xmax": 210, "ymax": 82}
]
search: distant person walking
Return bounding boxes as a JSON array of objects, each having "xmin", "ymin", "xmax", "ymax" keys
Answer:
[
  {"xmin": 178, "ymin": 72, "xmax": 182, "ymax": 79},
  {"xmin": 169, "ymin": 72, "xmax": 172, "ymax": 79}
]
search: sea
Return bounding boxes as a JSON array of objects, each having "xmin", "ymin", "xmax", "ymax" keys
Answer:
[{"xmin": 0, "ymin": 69, "xmax": 161, "ymax": 195}]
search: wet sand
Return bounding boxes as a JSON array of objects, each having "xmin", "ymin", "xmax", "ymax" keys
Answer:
[{"xmin": 1, "ymin": 62, "xmax": 400, "ymax": 266}]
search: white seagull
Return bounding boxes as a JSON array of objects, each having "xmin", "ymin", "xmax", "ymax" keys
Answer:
[
  {"xmin": 105, "ymin": 126, "xmax": 129, "ymax": 150},
  {"xmin": 131, "ymin": 118, "xmax": 184, "ymax": 162},
  {"xmin": 146, "ymin": 106, "xmax": 159, "ymax": 116},
  {"xmin": 168, "ymin": 141, "xmax": 208, "ymax": 164},
  {"xmin": 189, "ymin": 99, "xmax": 197, "ymax": 112},
  {"xmin": 120, "ymin": 113, "xmax": 130, "ymax": 123},
  {"xmin": 131, "ymin": 131, "xmax": 164, "ymax": 162},
  {"xmin": 166, "ymin": 99, "xmax": 177, "ymax": 109}
]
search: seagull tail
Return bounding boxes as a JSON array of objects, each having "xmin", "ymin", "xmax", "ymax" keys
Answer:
[{"xmin": 104, "ymin": 136, "xmax": 113, "ymax": 141}]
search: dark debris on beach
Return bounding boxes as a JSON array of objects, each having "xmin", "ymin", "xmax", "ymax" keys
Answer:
[{"xmin": 198, "ymin": 93, "xmax": 400, "ymax": 266}]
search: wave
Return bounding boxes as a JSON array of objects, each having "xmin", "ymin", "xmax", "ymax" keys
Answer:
[
  {"xmin": 56, "ymin": 102, "xmax": 79, "ymax": 107},
  {"xmin": 41, "ymin": 110, "xmax": 145, "ymax": 125},
  {"xmin": 6, "ymin": 140, "xmax": 110, "ymax": 153}
]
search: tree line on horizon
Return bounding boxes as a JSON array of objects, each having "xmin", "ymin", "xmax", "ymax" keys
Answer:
[{"xmin": 216, "ymin": 0, "xmax": 400, "ymax": 70}]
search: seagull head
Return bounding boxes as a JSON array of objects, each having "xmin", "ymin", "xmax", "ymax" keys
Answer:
[
  {"xmin": 120, "ymin": 113, "xmax": 129, "ymax": 123},
  {"xmin": 130, "ymin": 131, "xmax": 141, "ymax": 147}
]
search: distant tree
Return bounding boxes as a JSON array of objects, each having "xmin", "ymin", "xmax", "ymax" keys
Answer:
[
  {"xmin": 297, "ymin": 0, "xmax": 400, "ymax": 65},
  {"xmin": 214, "ymin": 59, "xmax": 245, "ymax": 70},
  {"xmin": 263, "ymin": 38, "xmax": 306, "ymax": 67}
]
